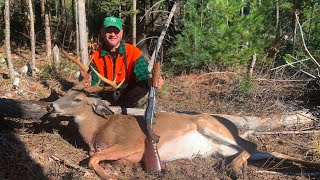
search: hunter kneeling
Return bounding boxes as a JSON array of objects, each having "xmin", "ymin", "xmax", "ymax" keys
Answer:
[{"xmin": 82, "ymin": 16, "xmax": 164, "ymax": 108}]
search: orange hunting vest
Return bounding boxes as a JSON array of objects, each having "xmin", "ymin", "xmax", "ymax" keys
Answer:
[{"xmin": 91, "ymin": 42, "xmax": 142, "ymax": 84}]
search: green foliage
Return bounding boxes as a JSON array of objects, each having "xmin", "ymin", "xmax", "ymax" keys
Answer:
[
  {"xmin": 87, "ymin": 0, "xmax": 134, "ymax": 33},
  {"xmin": 38, "ymin": 64, "xmax": 56, "ymax": 79},
  {"xmin": 235, "ymin": 75, "xmax": 256, "ymax": 94},
  {"xmin": 169, "ymin": 0, "xmax": 320, "ymax": 75},
  {"xmin": 158, "ymin": 83, "xmax": 170, "ymax": 96},
  {"xmin": 169, "ymin": 0, "xmax": 272, "ymax": 73}
]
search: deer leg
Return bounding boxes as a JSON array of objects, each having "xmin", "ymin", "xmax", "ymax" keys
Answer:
[
  {"xmin": 228, "ymin": 150, "xmax": 250, "ymax": 180},
  {"xmin": 89, "ymin": 145, "xmax": 144, "ymax": 179}
]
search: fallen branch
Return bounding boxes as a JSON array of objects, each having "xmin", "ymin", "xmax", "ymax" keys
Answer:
[
  {"xmin": 51, "ymin": 155, "xmax": 89, "ymax": 173},
  {"xmin": 0, "ymin": 98, "xmax": 49, "ymax": 119},
  {"xmin": 257, "ymin": 170, "xmax": 320, "ymax": 177},
  {"xmin": 251, "ymin": 151, "xmax": 320, "ymax": 171},
  {"xmin": 249, "ymin": 52, "xmax": 257, "ymax": 78},
  {"xmin": 252, "ymin": 130, "xmax": 320, "ymax": 135},
  {"xmin": 188, "ymin": 71, "xmax": 237, "ymax": 87},
  {"xmin": 256, "ymin": 170, "xmax": 283, "ymax": 175},
  {"xmin": 282, "ymin": 60, "xmax": 316, "ymax": 78},
  {"xmin": 253, "ymin": 78, "xmax": 309, "ymax": 82},
  {"xmin": 294, "ymin": 11, "xmax": 320, "ymax": 69},
  {"xmin": 271, "ymin": 56, "xmax": 310, "ymax": 71}
]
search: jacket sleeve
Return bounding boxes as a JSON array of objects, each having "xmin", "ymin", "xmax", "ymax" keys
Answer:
[{"xmin": 133, "ymin": 55, "xmax": 150, "ymax": 89}]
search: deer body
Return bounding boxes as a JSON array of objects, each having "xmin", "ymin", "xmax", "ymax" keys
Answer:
[
  {"xmin": 54, "ymin": 50, "xmax": 320, "ymax": 179},
  {"xmin": 49, "ymin": 90, "xmax": 255, "ymax": 179},
  {"xmin": 154, "ymin": 112, "xmax": 245, "ymax": 161}
]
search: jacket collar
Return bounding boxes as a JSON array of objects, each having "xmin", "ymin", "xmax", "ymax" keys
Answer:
[{"xmin": 101, "ymin": 40, "xmax": 125, "ymax": 57}]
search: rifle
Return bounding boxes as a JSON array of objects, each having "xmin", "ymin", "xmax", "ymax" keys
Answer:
[
  {"xmin": 143, "ymin": 1, "xmax": 178, "ymax": 173},
  {"xmin": 143, "ymin": 61, "xmax": 162, "ymax": 172}
]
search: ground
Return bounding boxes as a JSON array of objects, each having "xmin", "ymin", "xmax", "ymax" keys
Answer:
[{"xmin": 0, "ymin": 53, "xmax": 320, "ymax": 180}]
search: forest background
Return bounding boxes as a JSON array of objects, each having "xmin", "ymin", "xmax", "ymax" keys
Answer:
[
  {"xmin": 0, "ymin": 1, "xmax": 320, "ymax": 179},
  {"xmin": 0, "ymin": 0, "xmax": 319, "ymax": 80}
]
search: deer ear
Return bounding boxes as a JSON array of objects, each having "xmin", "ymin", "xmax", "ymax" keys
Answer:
[{"xmin": 87, "ymin": 98, "xmax": 114, "ymax": 117}]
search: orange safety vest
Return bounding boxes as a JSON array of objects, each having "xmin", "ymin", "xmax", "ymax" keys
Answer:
[{"xmin": 91, "ymin": 42, "xmax": 142, "ymax": 84}]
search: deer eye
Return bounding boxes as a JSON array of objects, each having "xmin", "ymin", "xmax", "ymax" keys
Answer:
[{"xmin": 74, "ymin": 98, "xmax": 83, "ymax": 102}]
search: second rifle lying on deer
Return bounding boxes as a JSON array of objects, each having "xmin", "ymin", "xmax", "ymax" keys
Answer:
[{"xmin": 47, "ymin": 50, "xmax": 320, "ymax": 180}]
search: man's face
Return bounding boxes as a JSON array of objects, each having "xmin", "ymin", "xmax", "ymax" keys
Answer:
[{"xmin": 100, "ymin": 26, "xmax": 123, "ymax": 49}]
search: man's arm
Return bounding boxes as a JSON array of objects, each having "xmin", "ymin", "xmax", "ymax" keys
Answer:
[
  {"xmin": 133, "ymin": 56, "xmax": 151, "ymax": 89},
  {"xmin": 133, "ymin": 55, "xmax": 164, "ymax": 90}
]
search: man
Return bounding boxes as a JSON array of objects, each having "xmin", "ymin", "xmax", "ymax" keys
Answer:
[{"xmin": 87, "ymin": 16, "xmax": 163, "ymax": 108}]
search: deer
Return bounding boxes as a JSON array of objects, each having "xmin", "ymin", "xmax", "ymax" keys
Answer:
[{"xmin": 48, "ymin": 50, "xmax": 320, "ymax": 180}]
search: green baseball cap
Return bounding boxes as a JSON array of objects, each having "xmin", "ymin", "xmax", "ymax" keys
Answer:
[{"xmin": 102, "ymin": 16, "xmax": 123, "ymax": 30}]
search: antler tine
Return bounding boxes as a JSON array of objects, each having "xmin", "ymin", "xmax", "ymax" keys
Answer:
[
  {"xmin": 83, "ymin": 79, "xmax": 114, "ymax": 92},
  {"xmin": 85, "ymin": 56, "xmax": 94, "ymax": 70},
  {"xmin": 90, "ymin": 65, "xmax": 125, "ymax": 89},
  {"xmin": 84, "ymin": 79, "xmax": 103, "ymax": 92},
  {"xmin": 61, "ymin": 49, "xmax": 88, "ymax": 76}
]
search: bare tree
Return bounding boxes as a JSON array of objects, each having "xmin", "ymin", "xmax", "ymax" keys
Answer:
[
  {"xmin": 78, "ymin": 0, "xmax": 88, "ymax": 64},
  {"xmin": 4, "ymin": 0, "xmax": 15, "ymax": 80},
  {"xmin": 28, "ymin": 0, "xmax": 36, "ymax": 76},
  {"xmin": 132, "ymin": 0, "xmax": 137, "ymax": 45},
  {"xmin": 72, "ymin": 0, "xmax": 79, "ymax": 54},
  {"xmin": 275, "ymin": 0, "xmax": 279, "ymax": 29},
  {"xmin": 307, "ymin": 0, "xmax": 315, "ymax": 43},
  {"xmin": 292, "ymin": 0, "xmax": 298, "ymax": 54},
  {"xmin": 41, "ymin": 0, "xmax": 52, "ymax": 64}
]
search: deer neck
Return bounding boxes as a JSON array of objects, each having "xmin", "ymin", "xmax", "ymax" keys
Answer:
[{"xmin": 74, "ymin": 113, "xmax": 109, "ymax": 146}]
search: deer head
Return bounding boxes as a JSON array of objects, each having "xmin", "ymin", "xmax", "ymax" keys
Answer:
[{"xmin": 47, "ymin": 89, "xmax": 114, "ymax": 120}]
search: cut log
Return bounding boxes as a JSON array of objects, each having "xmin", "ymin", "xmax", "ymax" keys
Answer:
[
  {"xmin": 0, "ymin": 98, "xmax": 316, "ymax": 132},
  {"xmin": 0, "ymin": 98, "xmax": 49, "ymax": 119}
]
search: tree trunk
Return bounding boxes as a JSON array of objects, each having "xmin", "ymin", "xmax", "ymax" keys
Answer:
[
  {"xmin": 292, "ymin": 0, "xmax": 297, "ymax": 54},
  {"xmin": 132, "ymin": 0, "xmax": 137, "ymax": 45},
  {"xmin": 275, "ymin": 0, "xmax": 279, "ymax": 29},
  {"xmin": 4, "ymin": 0, "xmax": 15, "ymax": 80},
  {"xmin": 28, "ymin": 0, "xmax": 36, "ymax": 77},
  {"xmin": 41, "ymin": 0, "xmax": 52, "ymax": 64},
  {"xmin": 0, "ymin": 98, "xmax": 49, "ymax": 120},
  {"xmin": 0, "ymin": 98, "xmax": 315, "ymax": 132},
  {"xmin": 72, "ymin": 0, "xmax": 79, "ymax": 54},
  {"xmin": 307, "ymin": 0, "xmax": 315, "ymax": 43},
  {"xmin": 52, "ymin": 45, "xmax": 60, "ymax": 72},
  {"xmin": 78, "ymin": 0, "xmax": 88, "ymax": 65}
]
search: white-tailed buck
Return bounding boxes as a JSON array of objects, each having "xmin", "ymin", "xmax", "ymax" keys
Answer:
[{"xmin": 48, "ymin": 50, "xmax": 320, "ymax": 180}]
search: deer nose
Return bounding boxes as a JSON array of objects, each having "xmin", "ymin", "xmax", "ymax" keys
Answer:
[{"xmin": 47, "ymin": 103, "xmax": 55, "ymax": 113}]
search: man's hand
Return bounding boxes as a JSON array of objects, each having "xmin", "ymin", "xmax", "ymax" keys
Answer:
[
  {"xmin": 156, "ymin": 76, "xmax": 164, "ymax": 90},
  {"xmin": 149, "ymin": 74, "xmax": 164, "ymax": 90}
]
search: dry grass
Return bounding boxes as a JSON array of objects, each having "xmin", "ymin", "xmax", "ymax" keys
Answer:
[{"xmin": 0, "ymin": 52, "xmax": 319, "ymax": 179}]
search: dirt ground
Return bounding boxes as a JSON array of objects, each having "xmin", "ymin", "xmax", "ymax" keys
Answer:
[{"xmin": 0, "ymin": 53, "xmax": 320, "ymax": 180}]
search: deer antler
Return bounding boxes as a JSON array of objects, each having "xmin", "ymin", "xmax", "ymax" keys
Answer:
[
  {"xmin": 61, "ymin": 49, "xmax": 125, "ymax": 92},
  {"xmin": 90, "ymin": 66, "xmax": 125, "ymax": 89},
  {"xmin": 61, "ymin": 49, "xmax": 101, "ymax": 92},
  {"xmin": 83, "ymin": 79, "xmax": 114, "ymax": 92},
  {"xmin": 61, "ymin": 49, "xmax": 88, "ymax": 73}
]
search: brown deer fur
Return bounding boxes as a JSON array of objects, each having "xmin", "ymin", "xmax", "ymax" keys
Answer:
[
  {"xmin": 55, "ymin": 50, "xmax": 320, "ymax": 180},
  {"xmin": 49, "ymin": 89, "xmax": 258, "ymax": 179}
]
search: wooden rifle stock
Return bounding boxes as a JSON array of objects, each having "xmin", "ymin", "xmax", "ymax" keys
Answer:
[
  {"xmin": 143, "ymin": 135, "xmax": 162, "ymax": 173},
  {"xmin": 152, "ymin": 61, "xmax": 161, "ymax": 87}
]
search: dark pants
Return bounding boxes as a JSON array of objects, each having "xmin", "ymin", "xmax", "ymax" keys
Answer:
[{"xmin": 99, "ymin": 85, "xmax": 148, "ymax": 108}]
